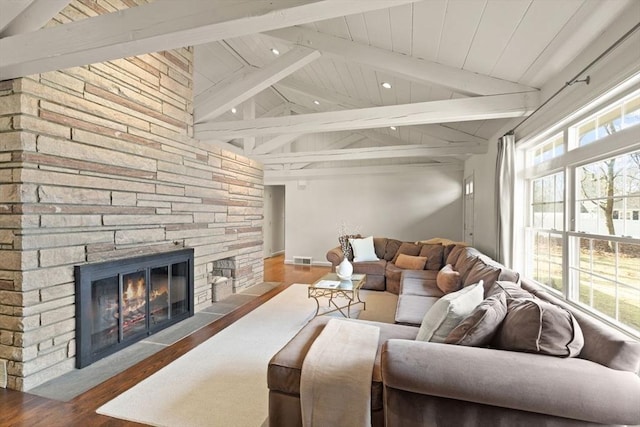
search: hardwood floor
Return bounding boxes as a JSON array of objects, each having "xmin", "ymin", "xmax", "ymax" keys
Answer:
[{"xmin": 1, "ymin": 255, "xmax": 330, "ymax": 427}]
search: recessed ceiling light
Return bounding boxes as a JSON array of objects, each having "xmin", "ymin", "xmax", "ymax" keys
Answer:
[
  {"xmin": 231, "ymin": 107, "xmax": 237, "ymax": 114},
  {"xmin": 313, "ymin": 100, "xmax": 320, "ymax": 105},
  {"xmin": 390, "ymin": 126, "xmax": 397, "ymax": 130},
  {"xmin": 381, "ymin": 82, "xmax": 392, "ymax": 89},
  {"xmin": 271, "ymin": 48, "xmax": 280, "ymax": 56}
]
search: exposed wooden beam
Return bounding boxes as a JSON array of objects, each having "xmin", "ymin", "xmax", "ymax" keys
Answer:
[
  {"xmin": 288, "ymin": 133, "xmax": 364, "ymax": 169},
  {"xmin": 280, "ymin": 79, "xmax": 487, "ymax": 144},
  {"xmin": 256, "ymin": 143, "xmax": 486, "ymax": 164},
  {"xmin": 0, "ymin": 0, "xmax": 417, "ymax": 80},
  {"xmin": 195, "ymin": 92, "xmax": 539, "ymax": 139},
  {"xmin": 0, "ymin": 0, "xmax": 32, "ymax": 34},
  {"xmin": 0, "ymin": 0, "xmax": 71, "ymax": 37},
  {"xmin": 264, "ymin": 162, "xmax": 464, "ymax": 181},
  {"xmin": 242, "ymin": 99, "xmax": 256, "ymax": 154},
  {"xmin": 254, "ymin": 133, "xmax": 303, "ymax": 155},
  {"xmin": 194, "ymin": 46, "xmax": 320, "ymax": 123},
  {"xmin": 201, "ymin": 138, "xmax": 244, "ymax": 156},
  {"xmin": 266, "ymin": 26, "xmax": 537, "ymax": 96}
]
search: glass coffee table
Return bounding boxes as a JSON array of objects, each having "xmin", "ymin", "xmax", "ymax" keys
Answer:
[{"xmin": 308, "ymin": 273, "xmax": 367, "ymax": 318}]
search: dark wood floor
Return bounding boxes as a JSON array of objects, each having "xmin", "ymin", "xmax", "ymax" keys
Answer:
[{"xmin": 1, "ymin": 255, "xmax": 330, "ymax": 427}]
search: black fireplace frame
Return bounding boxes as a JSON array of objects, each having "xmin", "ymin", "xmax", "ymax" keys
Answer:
[{"xmin": 75, "ymin": 248, "xmax": 194, "ymax": 368}]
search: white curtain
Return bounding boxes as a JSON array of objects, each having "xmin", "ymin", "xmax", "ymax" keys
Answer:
[{"xmin": 496, "ymin": 133, "xmax": 515, "ymax": 267}]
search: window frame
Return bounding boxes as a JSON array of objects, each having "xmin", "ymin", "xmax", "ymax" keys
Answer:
[{"xmin": 517, "ymin": 86, "xmax": 640, "ymax": 339}]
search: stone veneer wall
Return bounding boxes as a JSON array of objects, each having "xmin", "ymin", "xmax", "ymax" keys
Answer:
[{"xmin": 0, "ymin": 0, "xmax": 263, "ymax": 391}]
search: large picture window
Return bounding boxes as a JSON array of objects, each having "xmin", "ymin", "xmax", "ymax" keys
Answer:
[{"xmin": 522, "ymin": 88, "xmax": 640, "ymax": 337}]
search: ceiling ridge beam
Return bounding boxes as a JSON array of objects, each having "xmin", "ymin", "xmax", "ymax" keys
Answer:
[
  {"xmin": 256, "ymin": 143, "xmax": 487, "ymax": 164},
  {"xmin": 194, "ymin": 46, "xmax": 320, "ymax": 123},
  {"xmin": 265, "ymin": 26, "xmax": 537, "ymax": 96},
  {"xmin": 195, "ymin": 92, "xmax": 539, "ymax": 139},
  {"xmin": 265, "ymin": 162, "xmax": 464, "ymax": 180},
  {"xmin": 0, "ymin": 0, "xmax": 417, "ymax": 80}
]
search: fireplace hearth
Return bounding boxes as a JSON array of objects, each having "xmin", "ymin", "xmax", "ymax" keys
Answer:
[{"xmin": 75, "ymin": 249, "xmax": 194, "ymax": 368}]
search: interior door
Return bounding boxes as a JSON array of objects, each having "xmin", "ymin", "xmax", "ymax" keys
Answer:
[{"xmin": 463, "ymin": 174, "xmax": 475, "ymax": 245}]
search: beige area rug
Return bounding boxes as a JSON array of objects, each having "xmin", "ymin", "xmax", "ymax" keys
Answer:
[{"xmin": 96, "ymin": 284, "xmax": 397, "ymax": 427}]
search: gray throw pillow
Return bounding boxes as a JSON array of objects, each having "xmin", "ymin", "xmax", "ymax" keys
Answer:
[
  {"xmin": 445, "ymin": 292, "xmax": 508, "ymax": 347},
  {"xmin": 494, "ymin": 298, "xmax": 584, "ymax": 357}
]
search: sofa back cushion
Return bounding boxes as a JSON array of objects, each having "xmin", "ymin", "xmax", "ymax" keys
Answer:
[
  {"xmin": 445, "ymin": 292, "xmax": 508, "ymax": 347},
  {"xmin": 453, "ymin": 247, "xmax": 483, "ymax": 282},
  {"xmin": 445, "ymin": 244, "xmax": 467, "ymax": 265},
  {"xmin": 521, "ymin": 278, "xmax": 640, "ymax": 373},
  {"xmin": 392, "ymin": 242, "xmax": 423, "ymax": 263},
  {"xmin": 494, "ymin": 298, "xmax": 584, "ymax": 358},
  {"xmin": 418, "ymin": 244, "xmax": 445, "ymax": 270},
  {"xmin": 487, "ymin": 281, "xmax": 533, "ymax": 299},
  {"xmin": 373, "ymin": 237, "xmax": 388, "ymax": 260},
  {"xmin": 462, "ymin": 257, "xmax": 520, "ymax": 296},
  {"xmin": 383, "ymin": 239, "xmax": 403, "ymax": 261}
]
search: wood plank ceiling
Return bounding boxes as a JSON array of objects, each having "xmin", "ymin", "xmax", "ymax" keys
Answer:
[{"xmin": 1, "ymin": 0, "xmax": 636, "ymax": 179}]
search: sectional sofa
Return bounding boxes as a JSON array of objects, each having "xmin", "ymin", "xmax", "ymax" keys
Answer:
[{"xmin": 267, "ymin": 240, "xmax": 640, "ymax": 426}]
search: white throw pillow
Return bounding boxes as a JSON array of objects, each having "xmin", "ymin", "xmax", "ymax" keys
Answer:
[
  {"xmin": 349, "ymin": 236, "xmax": 379, "ymax": 262},
  {"xmin": 415, "ymin": 281, "xmax": 484, "ymax": 343}
]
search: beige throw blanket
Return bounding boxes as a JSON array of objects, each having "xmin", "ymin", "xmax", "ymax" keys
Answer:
[{"xmin": 300, "ymin": 319, "xmax": 380, "ymax": 427}]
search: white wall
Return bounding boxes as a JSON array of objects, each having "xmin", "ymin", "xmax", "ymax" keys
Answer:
[
  {"xmin": 464, "ymin": 6, "xmax": 640, "ymax": 260},
  {"xmin": 283, "ymin": 169, "xmax": 463, "ymax": 265}
]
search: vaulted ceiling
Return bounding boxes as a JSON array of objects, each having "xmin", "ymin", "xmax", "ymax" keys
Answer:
[{"xmin": 1, "ymin": 0, "xmax": 636, "ymax": 180}]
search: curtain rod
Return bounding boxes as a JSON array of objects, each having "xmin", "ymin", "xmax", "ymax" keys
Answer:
[{"xmin": 506, "ymin": 21, "xmax": 640, "ymax": 136}]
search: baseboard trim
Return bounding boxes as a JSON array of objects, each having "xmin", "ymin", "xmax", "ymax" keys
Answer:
[{"xmin": 284, "ymin": 259, "xmax": 331, "ymax": 267}]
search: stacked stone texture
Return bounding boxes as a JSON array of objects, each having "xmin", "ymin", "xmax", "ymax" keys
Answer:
[{"xmin": 0, "ymin": 0, "xmax": 264, "ymax": 391}]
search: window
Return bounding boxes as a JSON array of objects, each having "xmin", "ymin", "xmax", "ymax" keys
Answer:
[
  {"xmin": 569, "ymin": 89, "xmax": 640, "ymax": 149},
  {"xmin": 576, "ymin": 151, "xmax": 640, "ymax": 237},
  {"xmin": 527, "ymin": 133, "xmax": 564, "ymax": 166},
  {"xmin": 522, "ymin": 86, "xmax": 640, "ymax": 337},
  {"xmin": 529, "ymin": 173, "xmax": 564, "ymax": 292}
]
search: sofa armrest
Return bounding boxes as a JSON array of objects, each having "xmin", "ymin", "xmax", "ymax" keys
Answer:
[
  {"xmin": 381, "ymin": 339, "xmax": 640, "ymax": 425},
  {"xmin": 326, "ymin": 246, "xmax": 344, "ymax": 266}
]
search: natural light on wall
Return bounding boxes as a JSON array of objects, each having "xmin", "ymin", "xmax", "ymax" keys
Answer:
[{"xmin": 522, "ymin": 87, "xmax": 640, "ymax": 337}]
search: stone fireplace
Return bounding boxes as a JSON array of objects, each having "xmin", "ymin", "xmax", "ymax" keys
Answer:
[
  {"xmin": 0, "ymin": 1, "xmax": 264, "ymax": 391},
  {"xmin": 75, "ymin": 249, "xmax": 194, "ymax": 368}
]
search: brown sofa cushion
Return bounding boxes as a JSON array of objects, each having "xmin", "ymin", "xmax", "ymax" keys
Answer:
[
  {"xmin": 445, "ymin": 244, "xmax": 467, "ymax": 265},
  {"xmin": 487, "ymin": 280, "xmax": 533, "ymax": 299},
  {"xmin": 352, "ymin": 259, "xmax": 387, "ymax": 276},
  {"xmin": 522, "ymin": 277, "xmax": 640, "ymax": 373},
  {"xmin": 445, "ymin": 292, "xmax": 508, "ymax": 347},
  {"xmin": 373, "ymin": 237, "xmax": 388, "ymax": 260},
  {"xmin": 453, "ymin": 248, "xmax": 482, "ymax": 282},
  {"xmin": 395, "ymin": 254, "xmax": 427, "ymax": 270},
  {"xmin": 436, "ymin": 264, "xmax": 461, "ymax": 294},
  {"xmin": 383, "ymin": 239, "xmax": 403, "ymax": 261},
  {"xmin": 494, "ymin": 298, "xmax": 584, "ymax": 358},
  {"xmin": 392, "ymin": 242, "xmax": 423, "ymax": 263},
  {"xmin": 418, "ymin": 244, "xmax": 445, "ymax": 270},
  {"xmin": 463, "ymin": 257, "xmax": 501, "ymax": 292},
  {"xmin": 395, "ymin": 294, "xmax": 440, "ymax": 325}
]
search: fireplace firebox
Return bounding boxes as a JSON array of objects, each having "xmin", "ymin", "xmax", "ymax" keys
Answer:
[{"xmin": 75, "ymin": 249, "xmax": 194, "ymax": 368}]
